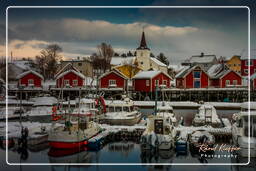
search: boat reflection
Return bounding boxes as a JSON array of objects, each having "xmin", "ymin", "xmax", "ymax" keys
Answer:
[
  {"xmin": 107, "ymin": 141, "xmax": 136, "ymax": 157},
  {"xmin": 48, "ymin": 147, "xmax": 92, "ymax": 163}
]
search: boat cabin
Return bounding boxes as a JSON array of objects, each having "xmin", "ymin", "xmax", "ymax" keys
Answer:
[{"xmin": 107, "ymin": 98, "xmax": 135, "ymax": 113}]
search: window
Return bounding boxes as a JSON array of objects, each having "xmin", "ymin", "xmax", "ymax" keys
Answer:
[
  {"xmin": 155, "ymin": 80, "xmax": 159, "ymax": 86},
  {"xmin": 233, "ymin": 80, "xmax": 237, "ymax": 85},
  {"xmin": 141, "ymin": 62, "xmax": 143, "ymax": 64},
  {"xmin": 234, "ymin": 64, "xmax": 236, "ymax": 66},
  {"xmin": 194, "ymin": 71, "xmax": 201, "ymax": 78},
  {"xmin": 226, "ymin": 80, "xmax": 230, "ymax": 86},
  {"xmin": 109, "ymin": 80, "xmax": 116, "ymax": 86},
  {"xmin": 73, "ymin": 80, "xmax": 78, "ymax": 86},
  {"xmin": 146, "ymin": 80, "xmax": 150, "ymax": 86},
  {"xmin": 163, "ymin": 80, "xmax": 167, "ymax": 85},
  {"xmin": 244, "ymin": 69, "xmax": 248, "ymax": 74},
  {"xmin": 245, "ymin": 60, "xmax": 252, "ymax": 66},
  {"xmin": 64, "ymin": 80, "xmax": 69, "ymax": 85},
  {"xmin": 238, "ymin": 64, "xmax": 241, "ymax": 66},
  {"xmin": 28, "ymin": 79, "xmax": 34, "ymax": 85}
]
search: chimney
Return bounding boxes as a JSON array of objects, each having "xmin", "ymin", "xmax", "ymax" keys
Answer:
[{"xmin": 200, "ymin": 52, "xmax": 204, "ymax": 57}]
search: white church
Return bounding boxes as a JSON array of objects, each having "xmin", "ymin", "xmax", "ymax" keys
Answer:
[{"xmin": 110, "ymin": 31, "xmax": 168, "ymax": 73}]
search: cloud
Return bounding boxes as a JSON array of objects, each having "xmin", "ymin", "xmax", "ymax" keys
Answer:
[{"xmin": 8, "ymin": 18, "xmax": 198, "ymax": 44}]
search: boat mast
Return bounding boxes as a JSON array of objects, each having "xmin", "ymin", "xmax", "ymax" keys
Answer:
[{"xmin": 154, "ymin": 85, "xmax": 158, "ymax": 115}]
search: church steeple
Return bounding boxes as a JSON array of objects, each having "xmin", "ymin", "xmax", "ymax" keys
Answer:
[{"xmin": 137, "ymin": 31, "xmax": 150, "ymax": 50}]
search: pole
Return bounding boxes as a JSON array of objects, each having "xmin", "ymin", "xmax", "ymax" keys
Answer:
[
  {"xmin": 19, "ymin": 86, "xmax": 22, "ymax": 125},
  {"xmin": 154, "ymin": 85, "xmax": 158, "ymax": 115}
]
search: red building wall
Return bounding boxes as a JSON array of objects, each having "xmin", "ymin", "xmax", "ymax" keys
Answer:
[
  {"xmin": 134, "ymin": 73, "xmax": 171, "ymax": 92},
  {"xmin": 100, "ymin": 72, "xmax": 126, "ymax": 89},
  {"xmin": 254, "ymin": 79, "xmax": 256, "ymax": 90},
  {"xmin": 56, "ymin": 72, "xmax": 84, "ymax": 88},
  {"xmin": 151, "ymin": 73, "xmax": 171, "ymax": 91},
  {"xmin": 210, "ymin": 79, "xmax": 220, "ymax": 87},
  {"xmin": 241, "ymin": 59, "xmax": 256, "ymax": 76},
  {"xmin": 19, "ymin": 73, "xmax": 42, "ymax": 87},
  {"xmin": 220, "ymin": 71, "xmax": 241, "ymax": 88},
  {"xmin": 134, "ymin": 79, "xmax": 151, "ymax": 92},
  {"xmin": 182, "ymin": 70, "xmax": 209, "ymax": 88},
  {"xmin": 176, "ymin": 78, "xmax": 184, "ymax": 88}
]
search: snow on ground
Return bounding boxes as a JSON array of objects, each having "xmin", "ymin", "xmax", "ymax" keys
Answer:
[{"xmin": 0, "ymin": 122, "xmax": 60, "ymax": 138}]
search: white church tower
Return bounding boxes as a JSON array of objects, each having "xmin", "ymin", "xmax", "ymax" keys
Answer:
[{"xmin": 136, "ymin": 31, "xmax": 151, "ymax": 71}]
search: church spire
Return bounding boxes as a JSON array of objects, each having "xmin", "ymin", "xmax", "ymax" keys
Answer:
[{"xmin": 137, "ymin": 30, "xmax": 150, "ymax": 50}]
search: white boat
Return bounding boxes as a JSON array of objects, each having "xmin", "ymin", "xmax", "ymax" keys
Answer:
[
  {"xmin": 103, "ymin": 97, "xmax": 142, "ymax": 126},
  {"xmin": 156, "ymin": 102, "xmax": 177, "ymax": 126},
  {"xmin": 193, "ymin": 104, "xmax": 222, "ymax": 127},
  {"xmin": 48, "ymin": 114, "xmax": 101, "ymax": 149},
  {"xmin": 71, "ymin": 98, "xmax": 98, "ymax": 117},
  {"xmin": 140, "ymin": 114, "xmax": 176, "ymax": 150},
  {"xmin": 232, "ymin": 102, "xmax": 256, "ymax": 157}
]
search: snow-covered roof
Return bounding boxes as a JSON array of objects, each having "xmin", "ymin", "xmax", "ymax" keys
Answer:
[
  {"xmin": 241, "ymin": 49, "xmax": 256, "ymax": 59},
  {"xmin": 133, "ymin": 70, "xmax": 162, "ymax": 79},
  {"xmin": 110, "ymin": 57, "xmax": 135, "ymax": 66},
  {"xmin": 250, "ymin": 72, "xmax": 256, "ymax": 80},
  {"xmin": 99, "ymin": 69, "xmax": 128, "ymax": 80},
  {"xmin": 175, "ymin": 66, "xmax": 191, "ymax": 78},
  {"xmin": 12, "ymin": 60, "xmax": 33, "ymax": 70},
  {"xmin": 55, "ymin": 69, "xmax": 85, "ymax": 80},
  {"xmin": 16, "ymin": 70, "xmax": 44, "ymax": 80},
  {"xmin": 150, "ymin": 57, "xmax": 167, "ymax": 67},
  {"xmin": 168, "ymin": 64, "xmax": 185, "ymax": 72},
  {"xmin": 189, "ymin": 55, "xmax": 217, "ymax": 63},
  {"xmin": 55, "ymin": 63, "xmax": 80, "ymax": 77}
]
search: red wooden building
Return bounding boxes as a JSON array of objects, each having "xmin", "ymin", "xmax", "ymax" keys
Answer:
[
  {"xmin": 99, "ymin": 70, "xmax": 128, "ymax": 90},
  {"xmin": 208, "ymin": 64, "xmax": 242, "ymax": 88},
  {"xmin": 251, "ymin": 73, "xmax": 256, "ymax": 90},
  {"xmin": 133, "ymin": 71, "xmax": 172, "ymax": 92},
  {"xmin": 241, "ymin": 59, "xmax": 256, "ymax": 76},
  {"xmin": 175, "ymin": 66, "xmax": 209, "ymax": 89},
  {"xmin": 55, "ymin": 70, "xmax": 85, "ymax": 88},
  {"xmin": 17, "ymin": 70, "xmax": 43, "ymax": 87}
]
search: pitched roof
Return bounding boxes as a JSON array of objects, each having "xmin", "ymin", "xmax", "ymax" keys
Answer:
[
  {"xmin": 175, "ymin": 66, "xmax": 191, "ymax": 78},
  {"xmin": 55, "ymin": 69, "xmax": 86, "ymax": 80},
  {"xmin": 16, "ymin": 70, "xmax": 44, "ymax": 80},
  {"xmin": 150, "ymin": 57, "xmax": 167, "ymax": 67},
  {"xmin": 133, "ymin": 70, "xmax": 171, "ymax": 79},
  {"xmin": 184, "ymin": 54, "xmax": 217, "ymax": 64},
  {"xmin": 137, "ymin": 31, "xmax": 150, "ymax": 50},
  {"xmin": 55, "ymin": 63, "xmax": 80, "ymax": 78},
  {"xmin": 99, "ymin": 69, "xmax": 128, "ymax": 80}
]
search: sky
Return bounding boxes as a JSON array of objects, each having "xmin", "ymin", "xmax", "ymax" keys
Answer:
[{"xmin": 0, "ymin": 0, "xmax": 255, "ymax": 64}]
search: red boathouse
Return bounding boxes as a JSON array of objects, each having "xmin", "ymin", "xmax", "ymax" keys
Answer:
[
  {"xmin": 55, "ymin": 70, "xmax": 85, "ymax": 88},
  {"xmin": 17, "ymin": 70, "xmax": 43, "ymax": 87},
  {"xmin": 99, "ymin": 70, "xmax": 128, "ymax": 90}
]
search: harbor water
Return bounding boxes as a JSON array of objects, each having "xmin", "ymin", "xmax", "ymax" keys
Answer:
[{"xmin": 1, "ymin": 109, "xmax": 255, "ymax": 171}]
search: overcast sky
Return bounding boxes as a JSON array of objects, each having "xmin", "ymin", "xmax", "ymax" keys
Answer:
[{"xmin": 0, "ymin": 0, "xmax": 255, "ymax": 64}]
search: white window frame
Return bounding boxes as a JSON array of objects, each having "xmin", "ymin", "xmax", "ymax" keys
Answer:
[
  {"xmin": 64, "ymin": 79, "xmax": 69, "ymax": 86},
  {"xmin": 146, "ymin": 80, "xmax": 150, "ymax": 86},
  {"xmin": 28, "ymin": 79, "xmax": 34, "ymax": 85},
  {"xmin": 233, "ymin": 80, "xmax": 237, "ymax": 85},
  {"xmin": 155, "ymin": 80, "xmax": 159, "ymax": 86},
  {"xmin": 163, "ymin": 80, "xmax": 167, "ymax": 85},
  {"xmin": 73, "ymin": 79, "xmax": 78, "ymax": 86},
  {"xmin": 226, "ymin": 80, "xmax": 230, "ymax": 86},
  {"xmin": 245, "ymin": 60, "xmax": 252, "ymax": 66},
  {"xmin": 244, "ymin": 69, "xmax": 248, "ymax": 74},
  {"xmin": 109, "ymin": 79, "xmax": 116, "ymax": 86}
]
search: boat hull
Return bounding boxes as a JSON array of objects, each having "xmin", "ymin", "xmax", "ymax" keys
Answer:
[
  {"xmin": 104, "ymin": 114, "xmax": 141, "ymax": 126},
  {"xmin": 49, "ymin": 140, "xmax": 88, "ymax": 149}
]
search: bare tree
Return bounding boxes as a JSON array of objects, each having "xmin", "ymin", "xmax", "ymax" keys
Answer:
[
  {"xmin": 91, "ymin": 43, "xmax": 114, "ymax": 73},
  {"xmin": 35, "ymin": 44, "xmax": 62, "ymax": 79}
]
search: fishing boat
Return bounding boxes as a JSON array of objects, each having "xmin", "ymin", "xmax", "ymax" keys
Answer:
[
  {"xmin": 103, "ymin": 97, "xmax": 142, "ymax": 126},
  {"xmin": 156, "ymin": 102, "xmax": 177, "ymax": 126},
  {"xmin": 48, "ymin": 114, "xmax": 101, "ymax": 149},
  {"xmin": 231, "ymin": 102, "xmax": 256, "ymax": 157},
  {"xmin": 189, "ymin": 130, "xmax": 215, "ymax": 154},
  {"xmin": 193, "ymin": 104, "xmax": 222, "ymax": 127},
  {"xmin": 140, "ymin": 114, "xmax": 176, "ymax": 150}
]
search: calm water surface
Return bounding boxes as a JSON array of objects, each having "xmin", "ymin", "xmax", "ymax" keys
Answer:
[{"xmin": 1, "ymin": 109, "xmax": 255, "ymax": 171}]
